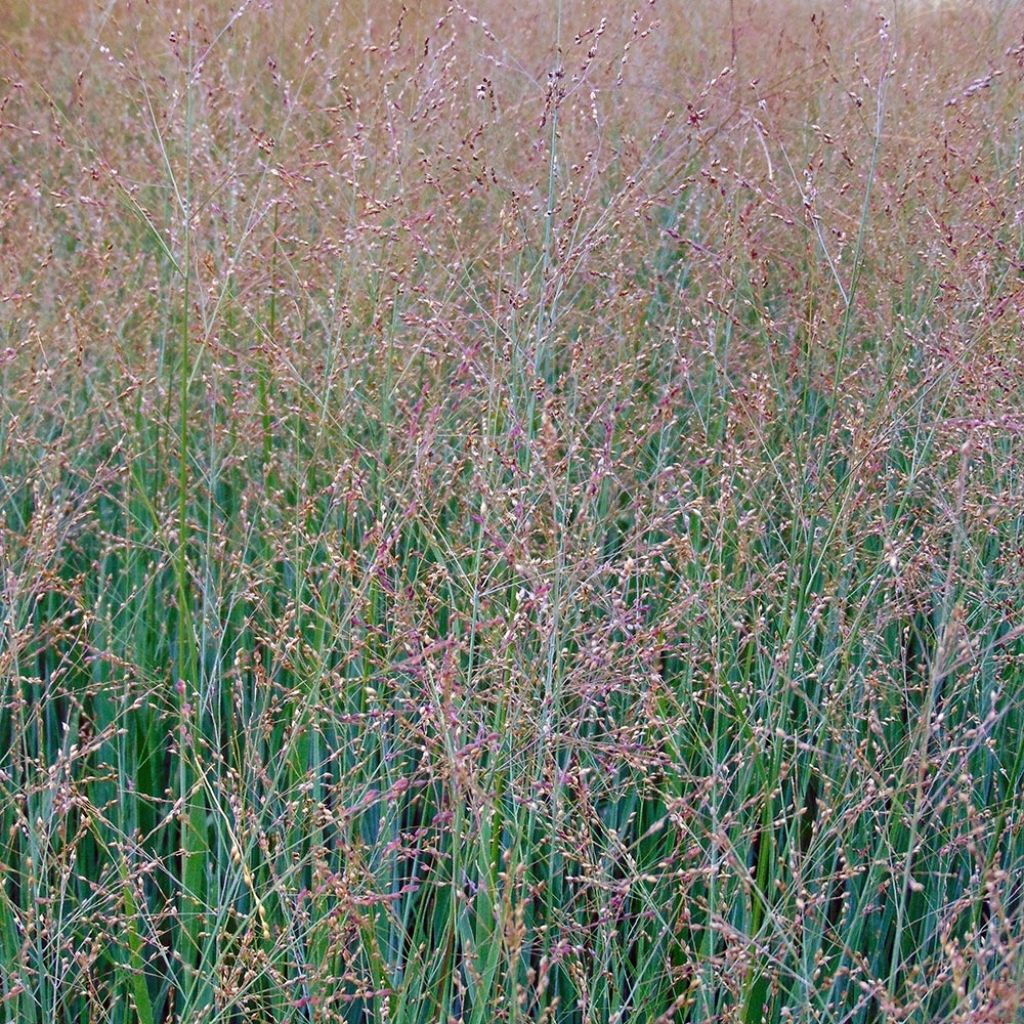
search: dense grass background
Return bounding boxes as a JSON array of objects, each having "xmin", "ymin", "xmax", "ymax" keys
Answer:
[{"xmin": 2, "ymin": 1, "xmax": 1024, "ymax": 1021}]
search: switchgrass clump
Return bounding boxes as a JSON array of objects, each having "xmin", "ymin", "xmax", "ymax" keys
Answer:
[{"xmin": 2, "ymin": 1, "xmax": 1024, "ymax": 1022}]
